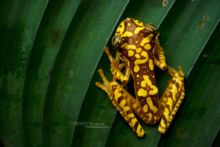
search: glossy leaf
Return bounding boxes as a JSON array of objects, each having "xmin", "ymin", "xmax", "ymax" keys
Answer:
[
  {"xmin": 0, "ymin": 1, "xmax": 48, "ymax": 146},
  {"xmin": 73, "ymin": 0, "xmax": 176, "ymax": 147},
  {"xmin": 0, "ymin": 0, "xmax": 219, "ymax": 147},
  {"xmin": 42, "ymin": 0, "xmax": 129, "ymax": 147},
  {"xmin": 158, "ymin": 22, "xmax": 220, "ymax": 147},
  {"xmin": 23, "ymin": 0, "xmax": 81, "ymax": 147},
  {"xmin": 107, "ymin": 0, "xmax": 220, "ymax": 146}
]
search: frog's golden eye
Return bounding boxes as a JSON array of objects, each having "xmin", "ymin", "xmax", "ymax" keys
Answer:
[
  {"xmin": 112, "ymin": 36, "xmax": 118, "ymax": 46},
  {"xmin": 112, "ymin": 36, "xmax": 122, "ymax": 47}
]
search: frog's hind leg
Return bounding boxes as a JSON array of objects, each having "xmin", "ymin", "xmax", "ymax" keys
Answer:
[
  {"xmin": 115, "ymin": 92, "xmax": 145, "ymax": 138},
  {"xmin": 95, "ymin": 69, "xmax": 144, "ymax": 137},
  {"xmin": 158, "ymin": 66, "xmax": 185, "ymax": 134}
]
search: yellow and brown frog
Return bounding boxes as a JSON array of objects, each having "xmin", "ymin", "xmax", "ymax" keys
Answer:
[{"xmin": 95, "ymin": 18, "xmax": 185, "ymax": 137}]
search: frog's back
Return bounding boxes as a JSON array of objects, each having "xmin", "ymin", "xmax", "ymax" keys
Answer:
[{"xmin": 116, "ymin": 18, "xmax": 159, "ymax": 108}]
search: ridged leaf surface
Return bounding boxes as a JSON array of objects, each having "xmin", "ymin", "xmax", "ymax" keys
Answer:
[{"xmin": 0, "ymin": 0, "xmax": 219, "ymax": 147}]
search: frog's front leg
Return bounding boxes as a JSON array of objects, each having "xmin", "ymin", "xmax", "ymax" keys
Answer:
[
  {"xmin": 153, "ymin": 34, "xmax": 167, "ymax": 70},
  {"xmin": 104, "ymin": 47, "xmax": 131, "ymax": 84},
  {"xmin": 95, "ymin": 69, "xmax": 145, "ymax": 137},
  {"xmin": 158, "ymin": 66, "xmax": 185, "ymax": 134}
]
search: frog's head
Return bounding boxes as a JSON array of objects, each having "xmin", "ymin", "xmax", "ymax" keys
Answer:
[
  {"xmin": 111, "ymin": 20, "xmax": 127, "ymax": 48},
  {"xmin": 112, "ymin": 18, "xmax": 157, "ymax": 50}
]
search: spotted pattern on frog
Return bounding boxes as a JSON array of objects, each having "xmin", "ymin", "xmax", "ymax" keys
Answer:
[
  {"xmin": 115, "ymin": 18, "xmax": 160, "ymax": 122},
  {"xmin": 109, "ymin": 82, "xmax": 145, "ymax": 137},
  {"xmin": 158, "ymin": 70, "xmax": 185, "ymax": 133},
  {"xmin": 96, "ymin": 18, "xmax": 185, "ymax": 137}
]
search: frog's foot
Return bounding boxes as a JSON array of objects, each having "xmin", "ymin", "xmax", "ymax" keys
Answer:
[
  {"xmin": 95, "ymin": 69, "xmax": 145, "ymax": 137},
  {"xmin": 167, "ymin": 65, "xmax": 184, "ymax": 78},
  {"xmin": 158, "ymin": 66, "xmax": 185, "ymax": 134},
  {"xmin": 95, "ymin": 69, "xmax": 110, "ymax": 94}
]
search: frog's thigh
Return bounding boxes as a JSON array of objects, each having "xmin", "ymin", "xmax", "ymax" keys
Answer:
[
  {"xmin": 158, "ymin": 70, "xmax": 185, "ymax": 134},
  {"xmin": 110, "ymin": 83, "xmax": 145, "ymax": 137}
]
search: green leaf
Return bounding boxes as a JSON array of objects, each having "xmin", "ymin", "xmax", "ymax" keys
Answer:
[
  {"xmin": 42, "ymin": 0, "xmax": 129, "ymax": 147},
  {"xmin": 106, "ymin": 0, "xmax": 220, "ymax": 146},
  {"xmin": 123, "ymin": 0, "xmax": 175, "ymax": 27},
  {"xmin": 0, "ymin": 1, "xmax": 48, "ymax": 146},
  {"xmin": 158, "ymin": 22, "xmax": 220, "ymax": 147},
  {"xmin": 105, "ymin": 1, "xmax": 178, "ymax": 147},
  {"xmin": 73, "ymin": 1, "xmax": 176, "ymax": 147},
  {"xmin": 0, "ymin": 0, "xmax": 220, "ymax": 147},
  {"xmin": 23, "ymin": 0, "xmax": 81, "ymax": 147},
  {"xmin": 158, "ymin": 0, "xmax": 220, "ymax": 75}
]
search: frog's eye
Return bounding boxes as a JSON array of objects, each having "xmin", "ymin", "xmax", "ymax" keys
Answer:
[
  {"xmin": 112, "ymin": 36, "xmax": 126, "ymax": 48},
  {"xmin": 112, "ymin": 36, "xmax": 121, "ymax": 47}
]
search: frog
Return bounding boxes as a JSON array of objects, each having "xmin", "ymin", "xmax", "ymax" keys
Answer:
[{"xmin": 95, "ymin": 18, "xmax": 185, "ymax": 137}]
